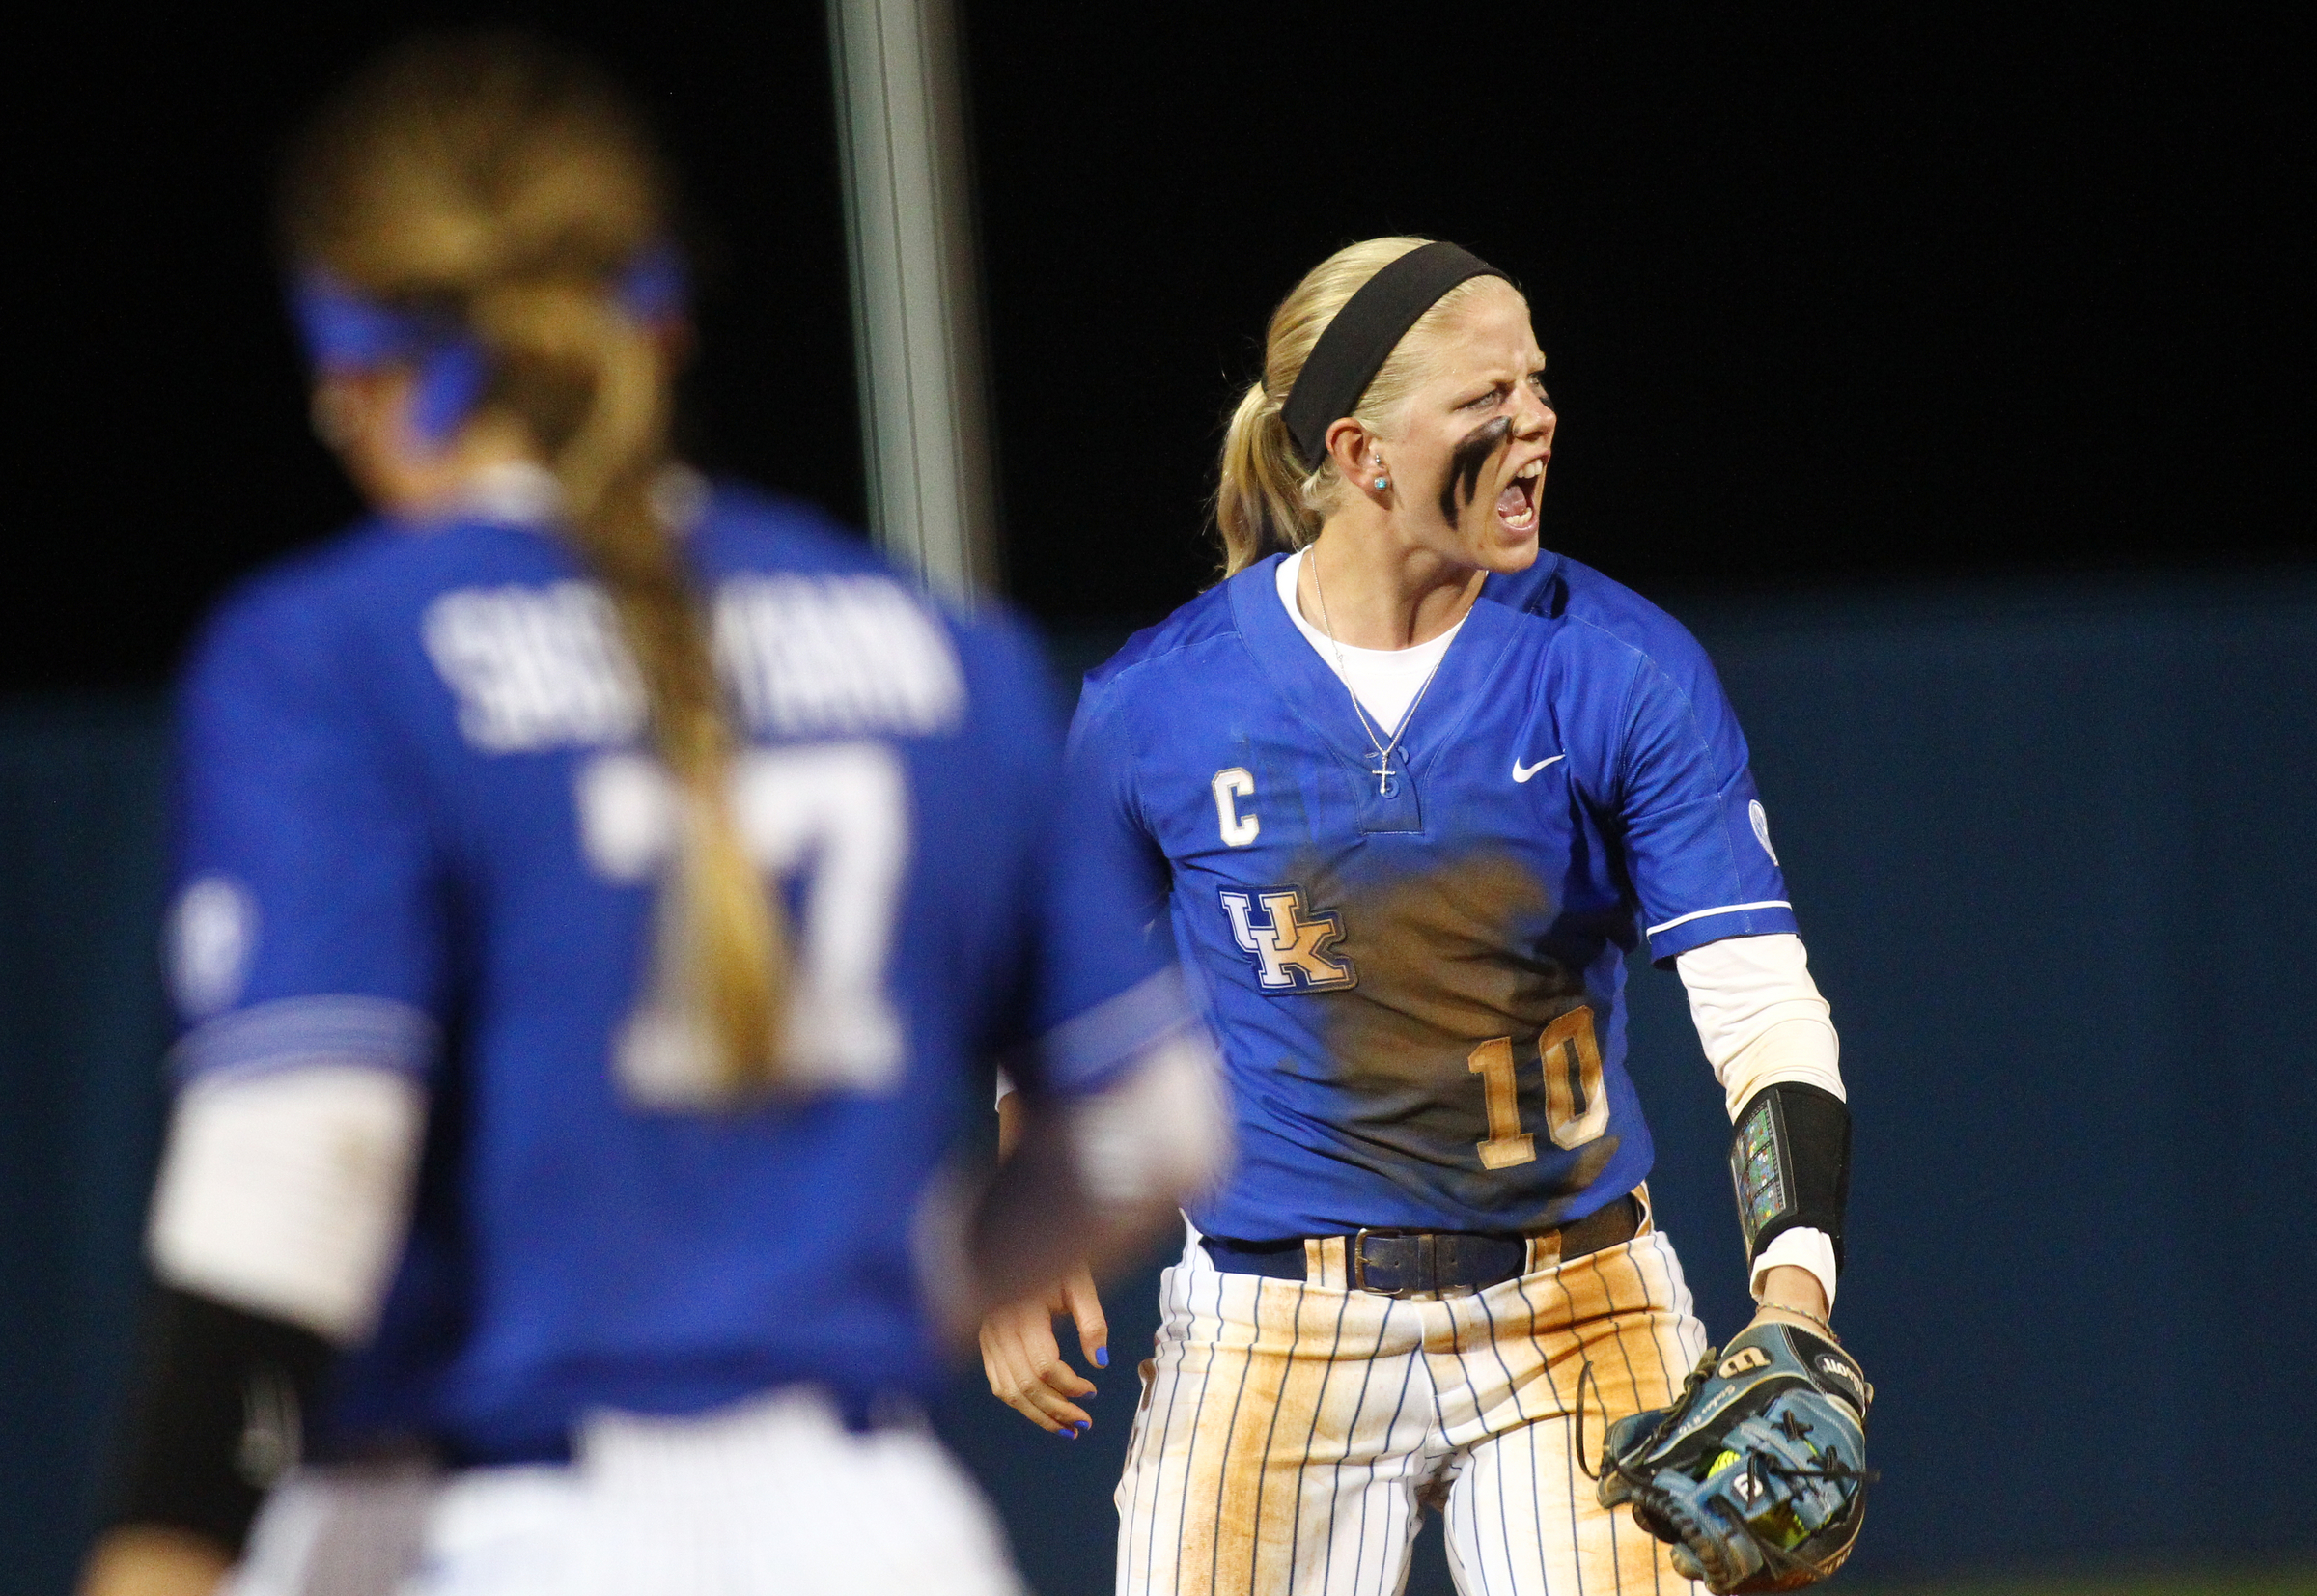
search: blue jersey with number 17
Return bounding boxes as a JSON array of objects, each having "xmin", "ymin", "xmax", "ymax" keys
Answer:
[
  {"xmin": 1069, "ymin": 549, "xmax": 1795, "ymax": 1244},
  {"xmin": 168, "ymin": 480, "xmax": 1181, "ymax": 1463}
]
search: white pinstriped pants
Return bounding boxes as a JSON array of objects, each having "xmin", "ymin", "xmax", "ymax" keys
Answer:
[
  {"xmin": 1116, "ymin": 1203, "xmax": 1711, "ymax": 1596},
  {"xmin": 227, "ymin": 1387, "xmax": 1025, "ymax": 1596}
]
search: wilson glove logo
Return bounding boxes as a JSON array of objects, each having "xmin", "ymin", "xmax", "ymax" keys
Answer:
[
  {"xmin": 1219, "ymin": 887, "xmax": 1356, "ymax": 992},
  {"xmin": 1717, "ymin": 1346, "xmax": 1773, "ymax": 1379},
  {"xmin": 1816, "ymin": 1356, "xmax": 1868, "ymax": 1404}
]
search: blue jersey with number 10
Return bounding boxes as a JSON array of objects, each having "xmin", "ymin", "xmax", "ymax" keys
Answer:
[
  {"xmin": 1070, "ymin": 550, "xmax": 1795, "ymax": 1244},
  {"xmin": 168, "ymin": 481, "xmax": 1179, "ymax": 1463}
]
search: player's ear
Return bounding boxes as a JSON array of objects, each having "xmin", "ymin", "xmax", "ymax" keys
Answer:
[
  {"xmin": 310, "ymin": 372, "xmax": 405, "ymax": 506},
  {"xmin": 1323, "ymin": 417, "xmax": 1386, "ymax": 500}
]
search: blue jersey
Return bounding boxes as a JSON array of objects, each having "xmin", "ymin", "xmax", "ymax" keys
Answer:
[
  {"xmin": 167, "ymin": 482, "xmax": 1178, "ymax": 1463},
  {"xmin": 1069, "ymin": 550, "xmax": 1794, "ymax": 1243}
]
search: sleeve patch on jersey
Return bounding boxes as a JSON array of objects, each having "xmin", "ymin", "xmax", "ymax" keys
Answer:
[
  {"xmin": 168, "ymin": 875, "xmax": 259, "ymax": 1021},
  {"xmin": 1749, "ymin": 799, "xmax": 1779, "ymax": 865},
  {"xmin": 170, "ymin": 995, "xmax": 439, "ymax": 1088}
]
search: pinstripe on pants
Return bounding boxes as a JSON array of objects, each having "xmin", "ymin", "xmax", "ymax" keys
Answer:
[{"xmin": 1115, "ymin": 1210, "xmax": 1710, "ymax": 1596}]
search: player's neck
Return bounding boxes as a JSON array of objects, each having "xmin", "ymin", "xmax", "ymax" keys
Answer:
[
  {"xmin": 1298, "ymin": 521, "xmax": 1484, "ymax": 652},
  {"xmin": 333, "ymin": 385, "xmax": 546, "ymax": 519}
]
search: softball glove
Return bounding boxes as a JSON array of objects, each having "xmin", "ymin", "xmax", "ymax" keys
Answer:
[{"xmin": 1595, "ymin": 1321, "xmax": 1873, "ymax": 1593}]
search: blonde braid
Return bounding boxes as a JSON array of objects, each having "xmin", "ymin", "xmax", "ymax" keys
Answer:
[{"xmin": 287, "ymin": 33, "xmax": 790, "ymax": 1097}]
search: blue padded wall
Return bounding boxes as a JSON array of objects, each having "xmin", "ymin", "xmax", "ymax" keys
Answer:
[
  {"xmin": 4, "ymin": 574, "xmax": 2312, "ymax": 1590},
  {"xmin": 0, "ymin": 697, "xmax": 172, "ymax": 1590}
]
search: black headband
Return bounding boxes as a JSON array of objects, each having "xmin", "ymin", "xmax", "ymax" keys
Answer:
[{"xmin": 1281, "ymin": 241, "xmax": 1511, "ymax": 469}]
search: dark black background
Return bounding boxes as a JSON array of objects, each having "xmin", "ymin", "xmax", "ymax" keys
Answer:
[{"xmin": 7, "ymin": 3, "xmax": 2304, "ymax": 692}]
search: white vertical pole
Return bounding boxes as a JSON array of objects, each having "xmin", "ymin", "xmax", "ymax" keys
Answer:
[{"xmin": 826, "ymin": 0, "xmax": 1000, "ymax": 603}]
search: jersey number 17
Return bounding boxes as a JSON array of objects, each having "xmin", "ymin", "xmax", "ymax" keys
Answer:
[{"xmin": 576, "ymin": 742, "xmax": 908, "ymax": 1107}]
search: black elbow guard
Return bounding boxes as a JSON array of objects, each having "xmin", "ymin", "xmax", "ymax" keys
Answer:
[
  {"xmin": 1729, "ymin": 1081, "xmax": 1852, "ymax": 1271},
  {"xmin": 104, "ymin": 1286, "xmax": 334, "ymax": 1554}
]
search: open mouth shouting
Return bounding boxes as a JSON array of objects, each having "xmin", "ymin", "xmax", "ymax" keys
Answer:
[
  {"xmin": 1439, "ymin": 416, "xmax": 1549, "ymax": 551},
  {"xmin": 1495, "ymin": 454, "xmax": 1546, "ymax": 535}
]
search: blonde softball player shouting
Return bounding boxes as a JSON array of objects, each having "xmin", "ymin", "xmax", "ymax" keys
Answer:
[{"xmin": 983, "ymin": 238, "xmax": 1869, "ymax": 1594}]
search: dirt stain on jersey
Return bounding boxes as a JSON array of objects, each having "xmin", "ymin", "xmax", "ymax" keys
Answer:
[{"xmin": 1305, "ymin": 850, "xmax": 1618, "ymax": 1227}]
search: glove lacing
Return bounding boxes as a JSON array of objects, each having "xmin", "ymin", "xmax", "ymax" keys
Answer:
[{"xmin": 1577, "ymin": 1347, "xmax": 1717, "ymax": 1488}]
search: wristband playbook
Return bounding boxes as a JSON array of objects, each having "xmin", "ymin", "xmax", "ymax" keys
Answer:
[
  {"xmin": 1728, "ymin": 1081, "xmax": 1851, "ymax": 1270},
  {"xmin": 105, "ymin": 1285, "xmax": 332, "ymax": 1554}
]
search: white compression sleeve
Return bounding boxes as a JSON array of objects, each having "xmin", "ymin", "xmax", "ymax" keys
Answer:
[
  {"xmin": 1676, "ymin": 932, "xmax": 1844, "ymax": 1115},
  {"xmin": 1675, "ymin": 932, "xmax": 1845, "ymax": 1308},
  {"xmin": 147, "ymin": 1064, "xmax": 427, "ymax": 1343}
]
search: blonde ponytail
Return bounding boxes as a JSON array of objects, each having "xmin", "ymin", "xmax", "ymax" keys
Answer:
[
  {"xmin": 473, "ymin": 277, "xmax": 789, "ymax": 1097},
  {"xmin": 1214, "ymin": 382, "xmax": 1318, "ymax": 574},
  {"xmin": 286, "ymin": 33, "xmax": 790, "ymax": 1098},
  {"xmin": 1213, "ymin": 236, "xmax": 1502, "ymax": 575}
]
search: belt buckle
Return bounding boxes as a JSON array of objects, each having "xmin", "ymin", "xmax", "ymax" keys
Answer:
[{"xmin": 1352, "ymin": 1229, "xmax": 1443, "ymax": 1300}]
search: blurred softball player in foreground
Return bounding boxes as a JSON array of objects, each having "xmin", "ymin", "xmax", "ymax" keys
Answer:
[
  {"xmin": 79, "ymin": 33, "xmax": 1223, "ymax": 1596},
  {"xmin": 984, "ymin": 239, "xmax": 1870, "ymax": 1594}
]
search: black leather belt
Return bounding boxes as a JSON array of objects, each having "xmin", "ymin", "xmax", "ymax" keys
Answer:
[{"xmin": 1200, "ymin": 1194, "xmax": 1641, "ymax": 1298}]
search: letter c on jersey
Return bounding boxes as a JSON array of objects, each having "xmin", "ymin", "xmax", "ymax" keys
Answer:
[
  {"xmin": 1211, "ymin": 768, "xmax": 1259, "ymax": 847},
  {"xmin": 1219, "ymin": 888, "xmax": 1356, "ymax": 992}
]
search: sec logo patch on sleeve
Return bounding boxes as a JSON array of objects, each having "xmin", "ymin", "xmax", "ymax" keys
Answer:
[
  {"xmin": 1749, "ymin": 798, "xmax": 1778, "ymax": 864},
  {"xmin": 169, "ymin": 874, "xmax": 259, "ymax": 1020}
]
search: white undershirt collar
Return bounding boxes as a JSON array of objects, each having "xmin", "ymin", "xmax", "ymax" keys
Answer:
[{"xmin": 1275, "ymin": 548, "xmax": 1466, "ymax": 737}]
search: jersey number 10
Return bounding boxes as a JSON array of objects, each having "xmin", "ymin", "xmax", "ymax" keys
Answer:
[{"xmin": 1466, "ymin": 1008, "xmax": 1608, "ymax": 1169}]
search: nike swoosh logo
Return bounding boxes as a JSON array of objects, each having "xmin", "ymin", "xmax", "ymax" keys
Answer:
[{"xmin": 1512, "ymin": 754, "xmax": 1566, "ymax": 783}]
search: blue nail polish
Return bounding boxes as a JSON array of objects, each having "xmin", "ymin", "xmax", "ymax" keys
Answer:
[{"xmin": 1095, "ymin": 1347, "xmax": 1110, "ymax": 1368}]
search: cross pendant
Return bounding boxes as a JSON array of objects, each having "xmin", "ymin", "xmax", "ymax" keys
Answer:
[{"xmin": 1374, "ymin": 757, "xmax": 1397, "ymax": 798}]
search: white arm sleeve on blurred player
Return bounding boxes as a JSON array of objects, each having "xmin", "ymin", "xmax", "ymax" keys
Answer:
[
  {"xmin": 996, "ymin": 1028, "xmax": 1230, "ymax": 1210},
  {"xmin": 147, "ymin": 1064, "xmax": 426, "ymax": 1343},
  {"xmin": 1676, "ymin": 932, "xmax": 1844, "ymax": 1309},
  {"xmin": 1064, "ymin": 1028, "xmax": 1231, "ymax": 1212},
  {"xmin": 967, "ymin": 1025, "xmax": 1230, "ymax": 1312}
]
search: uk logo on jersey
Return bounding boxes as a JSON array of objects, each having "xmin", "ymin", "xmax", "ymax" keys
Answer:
[{"xmin": 1218, "ymin": 887, "xmax": 1356, "ymax": 992}]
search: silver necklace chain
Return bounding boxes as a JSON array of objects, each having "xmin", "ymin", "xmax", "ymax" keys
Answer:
[{"xmin": 1306, "ymin": 544, "xmax": 1450, "ymax": 799}]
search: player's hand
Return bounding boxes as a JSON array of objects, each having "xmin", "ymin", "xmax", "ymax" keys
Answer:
[
  {"xmin": 978, "ymin": 1264, "xmax": 1109, "ymax": 1437},
  {"xmin": 78, "ymin": 1526, "xmax": 233, "ymax": 1596}
]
